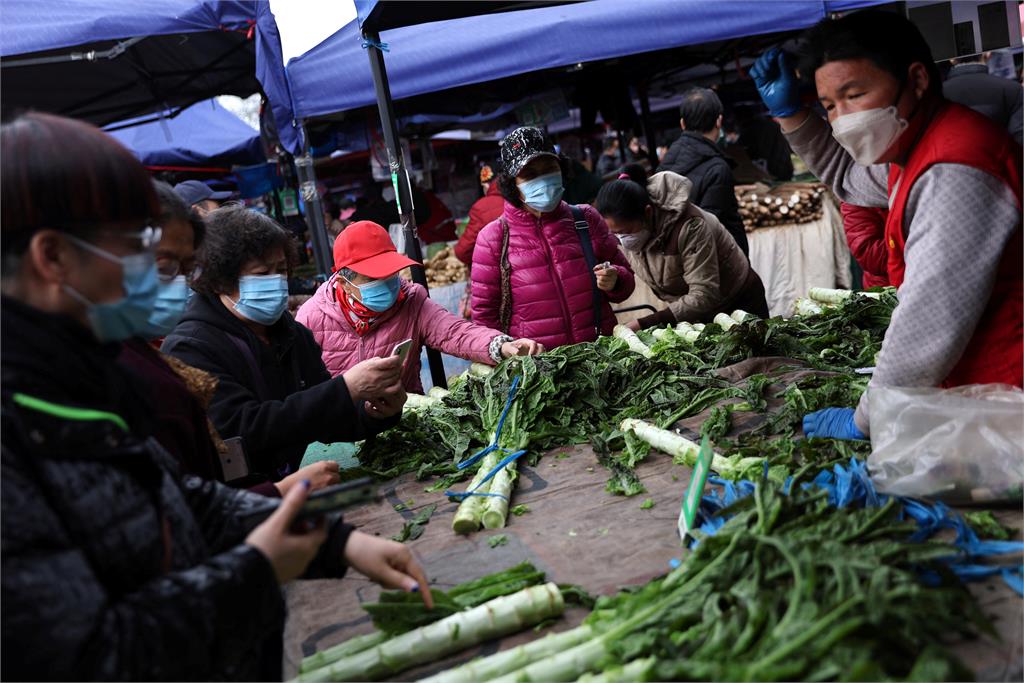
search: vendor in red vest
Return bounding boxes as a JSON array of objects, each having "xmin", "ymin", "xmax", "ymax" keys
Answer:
[{"xmin": 750, "ymin": 10, "xmax": 1022, "ymax": 440}]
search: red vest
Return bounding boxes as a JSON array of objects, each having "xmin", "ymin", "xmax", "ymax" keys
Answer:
[{"xmin": 886, "ymin": 102, "xmax": 1023, "ymax": 388}]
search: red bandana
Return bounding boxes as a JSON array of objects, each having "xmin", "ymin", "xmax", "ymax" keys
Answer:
[{"xmin": 335, "ymin": 280, "xmax": 406, "ymax": 335}]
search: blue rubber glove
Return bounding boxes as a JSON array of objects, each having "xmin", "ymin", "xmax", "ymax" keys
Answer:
[
  {"xmin": 749, "ymin": 47, "xmax": 802, "ymax": 118},
  {"xmin": 802, "ymin": 407, "xmax": 866, "ymax": 440}
]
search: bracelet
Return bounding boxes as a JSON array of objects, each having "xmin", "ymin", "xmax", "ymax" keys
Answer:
[{"xmin": 489, "ymin": 335, "xmax": 514, "ymax": 363}]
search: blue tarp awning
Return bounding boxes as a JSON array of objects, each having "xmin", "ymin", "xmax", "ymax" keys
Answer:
[
  {"xmin": 105, "ymin": 98, "xmax": 263, "ymax": 167},
  {"xmin": 286, "ymin": 0, "xmax": 888, "ymax": 124},
  {"xmin": 0, "ymin": 0, "xmax": 301, "ymax": 154}
]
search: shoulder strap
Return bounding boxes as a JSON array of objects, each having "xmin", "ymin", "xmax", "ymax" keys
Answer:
[
  {"xmin": 498, "ymin": 217, "xmax": 513, "ymax": 334},
  {"xmin": 226, "ymin": 333, "xmax": 272, "ymax": 401},
  {"xmin": 570, "ymin": 205, "xmax": 602, "ymax": 335}
]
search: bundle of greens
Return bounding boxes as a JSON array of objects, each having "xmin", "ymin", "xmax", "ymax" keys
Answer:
[
  {"xmin": 297, "ymin": 563, "xmax": 552, "ymax": 682},
  {"xmin": 423, "ymin": 477, "xmax": 986, "ymax": 683}
]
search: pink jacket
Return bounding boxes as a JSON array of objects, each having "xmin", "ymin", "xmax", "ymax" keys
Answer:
[
  {"xmin": 296, "ymin": 276, "xmax": 500, "ymax": 394},
  {"xmin": 471, "ymin": 201, "xmax": 635, "ymax": 348}
]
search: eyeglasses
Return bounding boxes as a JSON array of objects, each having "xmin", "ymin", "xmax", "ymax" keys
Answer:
[{"xmin": 78, "ymin": 225, "xmax": 163, "ymax": 252}]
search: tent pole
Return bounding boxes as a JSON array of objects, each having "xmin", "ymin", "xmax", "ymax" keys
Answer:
[
  {"xmin": 364, "ymin": 30, "xmax": 448, "ymax": 390},
  {"xmin": 638, "ymin": 82, "xmax": 657, "ymax": 168},
  {"xmin": 295, "ymin": 123, "xmax": 333, "ymax": 280}
]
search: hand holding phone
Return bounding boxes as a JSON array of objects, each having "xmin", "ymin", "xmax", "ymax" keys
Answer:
[{"xmin": 392, "ymin": 338, "xmax": 413, "ymax": 365}]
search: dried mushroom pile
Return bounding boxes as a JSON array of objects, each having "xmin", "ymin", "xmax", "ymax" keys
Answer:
[
  {"xmin": 737, "ymin": 182, "xmax": 828, "ymax": 231},
  {"xmin": 424, "ymin": 246, "xmax": 467, "ymax": 288}
]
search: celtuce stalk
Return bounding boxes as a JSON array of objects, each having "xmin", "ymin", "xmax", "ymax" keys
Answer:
[
  {"xmin": 481, "ymin": 458, "xmax": 515, "ymax": 529},
  {"xmin": 730, "ymin": 309, "xmax": 753, "ymax": 323},
  {"xmin": 794, "ymin": 298, "xmax": 824, "ymax": 316},
  {"xmin": 452, "ymin": 447, "xmax": 500, "ymax": 534},
  {"xmin": 621, "ymin": 418, "xmax": 701, "ymax": 464},
  {"xmin": 808, "ymin": 287, "xmax": 853, "ymax": 304},
  {"xmin": 488, "ymin": 636, "xmax": 608, "ymax": 683},
  {"xmin": 469, "ymin": 362, "xmax": 495, "ymax": 377},
  {"xmin": 427, "ymin": 386, "xmax": 450, "ymax": 399},
  {"xmin": 299, "ymin": 583, "xmax": 564, "ymax": 683},
  {"xmin": 299, "ymin": 631, "xmax": 388, "ymax": 673},
  {"xmin": 419, "ymin": 625, "xmax": 594, "ymax": 683},
  {"xmin": 576, "ymin": 657, "xmax": 656, "ymax": 683},
  {"xmin": 713, "ymin": 312, "xmax": 738, "ymax": 330},
  {"xmin": 650, "ymin": 327, "xmax": 675, "ymax": 342},
  {"xmin": 404, "ymin": 393, "xmax": 441, "ymax": 413},
  {"xmin": 612, "ymin": 324, "xmax": 653, "ymax": 357}
]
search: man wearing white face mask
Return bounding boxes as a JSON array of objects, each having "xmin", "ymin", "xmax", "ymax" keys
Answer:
[
  {"xmin": 163, "ymin": 206, "xmax": 408, "ymax": 484},
  {"xmin": 750, "ymin": 11, "xmax": 1022, "ymax": 440}
]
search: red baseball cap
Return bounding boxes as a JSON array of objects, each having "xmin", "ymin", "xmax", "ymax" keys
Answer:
[{"xmin": 333, "ymin": 220, "xmax": 420, "ymax": 278}]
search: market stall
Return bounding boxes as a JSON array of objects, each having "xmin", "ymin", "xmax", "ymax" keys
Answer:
[
  {"xmin": 285, "ymin": 290, "xmax": 1023, "ymax": 682},
  {"xmin": 742, "ymin": 183, "xmax": 853, "ymax": 317}
]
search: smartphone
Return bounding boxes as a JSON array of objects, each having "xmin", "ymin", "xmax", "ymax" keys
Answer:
[
  {"xmin": 392, "ymin": 338, "xmax": 413, "ymax": 365},
  {"xmin": 219, "ymin": 437, "xmax": 250, "ymax": 482},
  {"xmin": 294, "ymin": 478, "xmax": 380, "ymax": 522}
]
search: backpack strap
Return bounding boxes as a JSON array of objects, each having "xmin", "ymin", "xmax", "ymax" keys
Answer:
[
  {"xmin": 498, "ymin": 217, "xmax": 513, "ymax": 334},
  {"xmin": 570, "ymin": 205, "xmax": 602, "ymax": 335}
]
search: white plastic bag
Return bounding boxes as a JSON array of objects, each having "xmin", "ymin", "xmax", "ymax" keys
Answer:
[{"xmin": 868, "ymin": 384, "xmax": 1024, "ymax": 503}]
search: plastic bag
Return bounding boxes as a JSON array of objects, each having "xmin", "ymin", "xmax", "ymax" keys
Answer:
[{"xmin": 868, "ymin": 384, "xmax": 1024, "ymax": 504}]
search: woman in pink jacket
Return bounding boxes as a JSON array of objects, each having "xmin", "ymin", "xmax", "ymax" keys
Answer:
[
  {"xmin": 472, "ymin": 127, "xmax": 635, "ymax": 348},
  {"xmin": 297, "ymin": 221, "xmax": 543, "ymax": 394}
]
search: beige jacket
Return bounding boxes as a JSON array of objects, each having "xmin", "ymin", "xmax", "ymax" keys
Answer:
[{"xmin": 624, "ymin": 171, "xmax": 751, "ymax": 326}]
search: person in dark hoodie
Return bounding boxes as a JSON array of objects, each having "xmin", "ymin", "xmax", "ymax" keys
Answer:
[
  {"xmin": 119, "ymin": 182, "xmax": 342, "ymax": 496},
  {"xmin": 0, "ymin": 112, "xmax": 431, "ymax": 681},
  {"xmin": 162, "ymin": 205, "xmax": 406, "ymax": 483},
  {"xmin": 658, "ymin": 87, "xmax": 749, "ymax": 255}
]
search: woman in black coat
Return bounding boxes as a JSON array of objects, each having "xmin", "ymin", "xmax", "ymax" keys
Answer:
[
  {"xmin": 0, "ymin": 113, "xmax": 430, "ymax": 681},
  {"xmin": 162, "ymin": 205, "xmax": 407, "ymax": 482}
]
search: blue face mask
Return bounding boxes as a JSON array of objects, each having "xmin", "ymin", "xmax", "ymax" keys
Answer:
[
  {"xmin": 144, "ymin": 275, "xmax": 191, "ymax": 338},
  {"xmin": 351, "ymin": 274, "xmax": 401, "ymax": 312},
  {"xmin": 519, "ymin": 172, "xmax": 564, "ymax": 213},
  {"xmin": 63, "ymin": 236, "xmax": 159, "ymax": 343},
  {"xmin": 230, "ymin": 274, "xmax": 289, "ymax": 325}
]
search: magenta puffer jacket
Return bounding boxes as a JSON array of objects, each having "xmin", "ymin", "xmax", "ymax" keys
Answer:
[
  {"xmin": 471, "ymin": 201, "xmax": 635, "ymax": 348},
  {"xmin": 296, "ymin": 276, "xmax": 500, "ymax": 394}
]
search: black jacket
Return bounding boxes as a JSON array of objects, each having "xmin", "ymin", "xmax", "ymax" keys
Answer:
[
  {"xmin": 943, "ymin": 63, "xmax": 1023, "ymax": 145},
  {"xmin": 658, "ymin": 131, "xmax": 749, "ymax": 255},
  {"xmin": 162, "ymin": 293, "xmax": 398, "ymax": 479},
  {"xmin": 0, "ymin": 297, "xmax": 355, "ymax": 680}
]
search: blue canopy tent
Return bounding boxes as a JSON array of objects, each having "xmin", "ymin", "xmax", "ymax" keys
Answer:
[
  {"xmin": 284, "ymin": 0, "xmax": 888, "ymax": 127},
  {"xmin": 105, "ymin": 98, "xmax": 263, "ymax": 168},
  {"xmin": 1, "ymin": 0, "xmax": 326, "ymax": 271},
  {"xmin": 0, "ymin": 0, "xmax": 301, "ymax": 163}
]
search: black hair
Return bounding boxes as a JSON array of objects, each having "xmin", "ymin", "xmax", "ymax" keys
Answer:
[
  {"xmin": 798, "ymin": 11, "xmax": 942, "ymax": 97},
  {"xmin": 497, "ymin": 155, "xmax": 572, "ymax": 209},
  {"xmin": 679, "ymin": 88, "xmax": 723, "ymax": 133},
  {"xmin": 153, "ymin": 180, "xmax": 205, "ymax": 248},
  {"xmin": 1, "ymin": 112, "xmax": 158, "ymax": 258},
  {"xmin": 602, "ymin": 137, "xmax": 619, "ymax": 151},
  {"xmin": 594, "ymin": 163, "xmax": 650, "ymax": 222},
  {"xmin": 191, "ymin": 205, "xmax": 298, "ymax": 295}
]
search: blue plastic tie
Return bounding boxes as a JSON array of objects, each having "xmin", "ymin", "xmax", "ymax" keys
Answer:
[
  {"xmin": 361, "ymin": 38, "xmax": 390, "ymax": 52},
  {"xmin": 445, "ymin": 449, "xmax": 527, "ymax": 501},
  {"xmin": 456, "ymin": 375, "xmax": 522, "ymax": 472}
]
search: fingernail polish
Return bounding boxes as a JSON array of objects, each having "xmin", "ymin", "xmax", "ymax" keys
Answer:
[
  {"xmin": 409, "ymin": 585, "xmax": 419, "ymax": 593},
  {"xmin": 302, "ymin": 479, "xmax": 311, "ymax": 489}
]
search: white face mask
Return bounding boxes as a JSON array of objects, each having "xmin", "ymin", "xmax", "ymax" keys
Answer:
[
  {"xmin": 831, "ymin": 105, "xmax": 909, "ymax": 166},
  {"xmin": 617, "ymin": 229, "xmax": 650, "ymax": 252}
]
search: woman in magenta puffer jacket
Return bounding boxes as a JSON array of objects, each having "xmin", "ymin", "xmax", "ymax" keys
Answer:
[
  {"xmin": 298, "ymin": 221, "xmax": 543, "ymax": 394},
  {"xmin": 472, "ymin": 127, "xmax": 635, "ymax": 348}
]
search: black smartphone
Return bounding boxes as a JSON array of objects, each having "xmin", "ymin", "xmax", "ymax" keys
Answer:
[{"xmin": 293, "ymin": 477, "xmax": 379, "ymax": 521}]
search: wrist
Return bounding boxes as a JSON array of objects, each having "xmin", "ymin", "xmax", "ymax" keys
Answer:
[
  {"xmin": 776, "ymin": 108, "xmax": 811, "ymax": 133},
  {"xmin": 490, "ymin": 334, "xmax": 513, "ymax": 362}
]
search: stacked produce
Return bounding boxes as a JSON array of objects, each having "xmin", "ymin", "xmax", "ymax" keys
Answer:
[
  {"xmin": 736, "ymin": 182, "xmax": 827, "ymax": 230},
  {"xmin": 296, "ymin": 563, "xmax": 563, "ymax": 682},
  {"xmin": 424, "ymin": 245, "xmax": 467, "ymax": 288},
  {"xmin": 358, "ymin": 289, "xmax": 897, "ymax": 506},
  {"xmin": 304, "ymin": 478, "xmax": 987, "ymax": 682}
]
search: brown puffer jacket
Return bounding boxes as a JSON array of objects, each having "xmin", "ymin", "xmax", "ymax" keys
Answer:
[{"xmin": 626, "ymin": 171, "xmax": 768, "ymax": 328}]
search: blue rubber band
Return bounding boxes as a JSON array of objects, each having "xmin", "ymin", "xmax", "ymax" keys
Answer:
[
  {"xmin": 446, "ymin": 449, "xmax": 528, "ymax": 501},
  {"xmin": 456, "ymin": 376, "xmax": 522, "ymax": 471},
  {"xmin": 361, "ymin": 38, "xmax": 389, "ymax": 52}
]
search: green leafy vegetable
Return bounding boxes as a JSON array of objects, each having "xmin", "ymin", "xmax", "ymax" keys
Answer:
[
  {"xmin": 390, "ymin": 503, "xmax": 436, "ymax": 543},
  {"xmin": 510, "ymin": 504, "xmax": 530, "ymax": 516},
  {"xmin": 487, "ymin": 535, "xmax": 509, "ymax": 548},
  {"xmin": 640, "ymin": 498, "xmax": 655, "ymax": 510}
]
